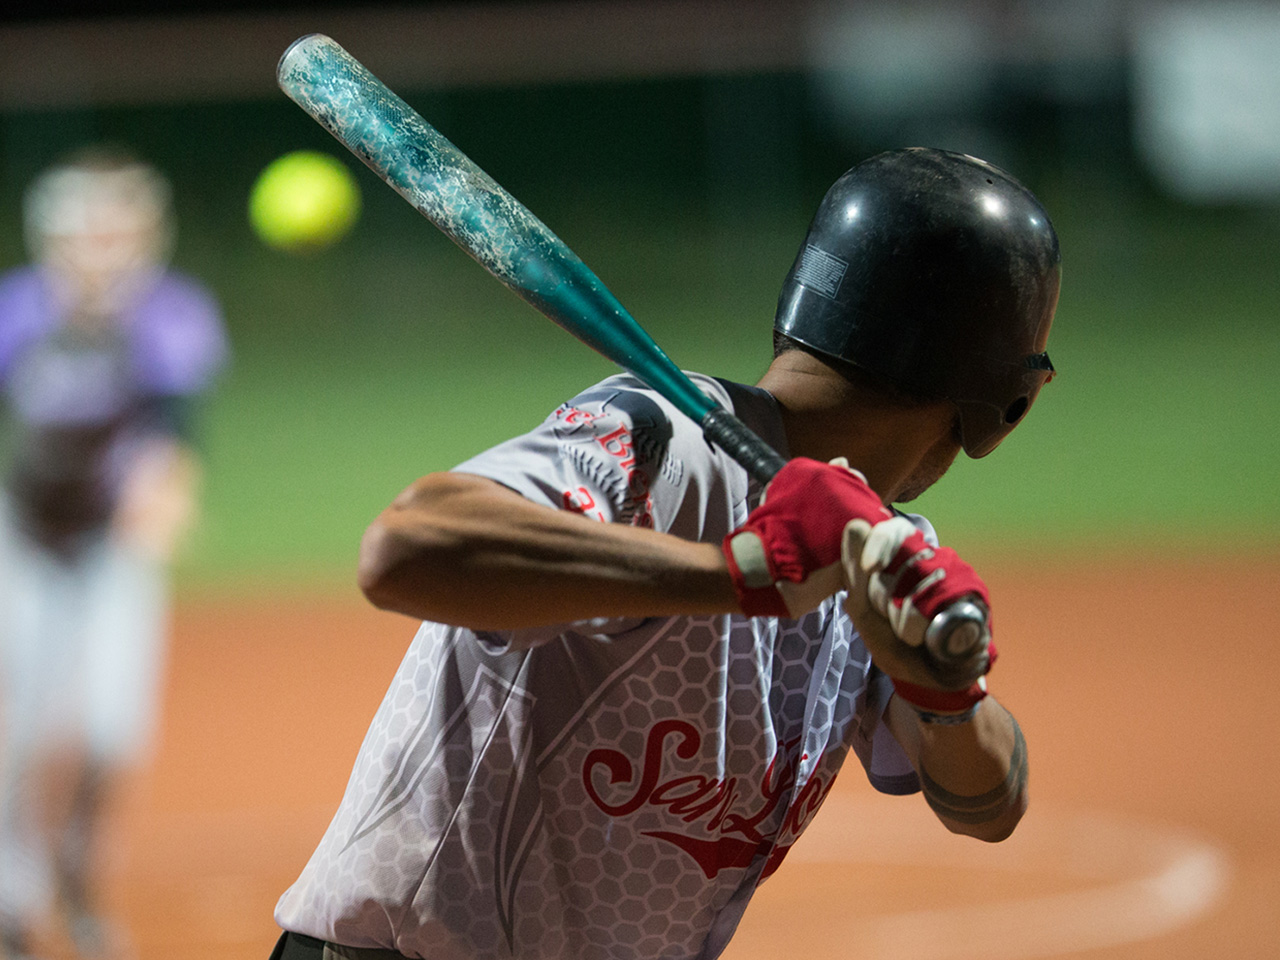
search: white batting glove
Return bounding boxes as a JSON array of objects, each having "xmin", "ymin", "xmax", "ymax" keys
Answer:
[
  {"xmin": 842, "ymin": 516, "xmax": 995, "ymax": 692},
  {"xmin": 858, "ymin": 516, "xmax": 940, "ymax": 646}
]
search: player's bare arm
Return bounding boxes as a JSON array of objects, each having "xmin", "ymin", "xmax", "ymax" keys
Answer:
[
  {"xmin": 358, "ymin": 470, "xmax": 738, "ymax": 628},
  {"xmin": 362, "ymin": 457, "xmax": 917, "ymax": 630},
  {"xmin": 885, "ymin": 694, "xmax": 1028, "ymax": 842}
]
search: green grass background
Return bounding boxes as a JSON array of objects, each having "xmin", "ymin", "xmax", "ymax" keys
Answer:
[{"xmin": 0, "ymin": 76, "xmax": 1276, "ymax": 588}]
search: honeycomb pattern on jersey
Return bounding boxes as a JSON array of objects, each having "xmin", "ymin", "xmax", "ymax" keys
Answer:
[
  {"xmin": 279, "ymin": 598, "xmax": 875, "ymax": 960},
  {"xmin": 273, "ymin": 377, "xmax": 905, "ymax": 959}
]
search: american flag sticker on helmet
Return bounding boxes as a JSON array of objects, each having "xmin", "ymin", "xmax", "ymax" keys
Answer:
[{"xmin": 794, "ymin": 244, "xmax": 848, "ymax": 299}]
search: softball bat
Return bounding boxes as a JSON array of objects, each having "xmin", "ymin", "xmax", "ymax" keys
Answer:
[{"xmin": 275, "ymin": 34, "xmax": 988, "ymax": 684}]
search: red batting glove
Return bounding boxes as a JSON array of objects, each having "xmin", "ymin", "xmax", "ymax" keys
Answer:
[{"xmin": 723, "ymin": 458, "xmax": 892, "ymax": 617}]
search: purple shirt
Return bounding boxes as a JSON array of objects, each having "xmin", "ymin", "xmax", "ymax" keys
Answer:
[{"xmin": 0, "ymin": 264, "xmax": 228, "ymax": 546}]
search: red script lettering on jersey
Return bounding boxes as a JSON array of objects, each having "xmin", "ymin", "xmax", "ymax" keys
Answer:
[
  {"xmin": 595, "ymin": 424, "xmax": 655, "ymax": 527},
  {"xmin": 582, "ymin": 719, "xmax": 837, "ymax": 879}
]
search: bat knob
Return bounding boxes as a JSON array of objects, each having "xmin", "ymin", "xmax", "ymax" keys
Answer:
[{"xmin": 923, "ymin": 600, "xmax": 990, "ymax": 688}]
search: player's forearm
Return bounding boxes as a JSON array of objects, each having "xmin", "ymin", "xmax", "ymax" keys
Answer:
[
  {"xmin": 358, "ymin": 471, "xmax": 739, "ymax": 627},
  {"xmin": 888, "ymin": 695, "xmax": 1028, "ymax": 842}
]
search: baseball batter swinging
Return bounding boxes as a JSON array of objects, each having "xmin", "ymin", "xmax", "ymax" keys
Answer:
[{"xmin": 270, "ymin": 148, "xmax": 1058, "ymax": 960}]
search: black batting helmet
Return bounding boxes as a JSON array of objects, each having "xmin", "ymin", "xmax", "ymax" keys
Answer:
[{"xmin": 774, "ymin": 147, "xmax": 1060, "ymax": 458}]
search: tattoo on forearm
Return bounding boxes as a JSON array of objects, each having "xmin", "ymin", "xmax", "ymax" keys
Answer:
[{"xmin": 919, "ymin": 719, "xmax": 1028, "ymax": 825}]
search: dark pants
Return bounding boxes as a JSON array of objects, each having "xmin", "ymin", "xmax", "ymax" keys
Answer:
[
  {"xmin": 270, "ymin": 931, "xmax": 415, "ymax": 960},
  {"xmin": 270, "ymin": 932, "xmax": 323, "ymax": 959}
]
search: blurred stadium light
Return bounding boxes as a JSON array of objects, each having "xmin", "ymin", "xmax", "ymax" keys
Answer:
[
  {"xmin": 3, "ymin": 0, "xmax": 1280, "ymax": 204},
  {"xmin": 803, "ymin": 0, "xmax": 1130, "ymax": 163},
  {"xmin": 0, "ymin": 1, "xmax": 811, "ymax": 108},
  {"xmin": 1132, "ymin": 2, "xmax": 1280, "ymax": 202}
]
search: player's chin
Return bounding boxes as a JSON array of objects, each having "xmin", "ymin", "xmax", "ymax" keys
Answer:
[
  {"xmin": 894, "ymin": 439, "xmax": 962, "ymax": 503},
  {"xmin": 893, "ymin": 469, "xmax": 943, "ymax": 504},
  {"xmin": 892, "ymin": 480, "xmax": 927, "ymax": 504}
]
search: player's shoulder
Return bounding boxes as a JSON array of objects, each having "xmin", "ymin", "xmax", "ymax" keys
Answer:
[
  {"xmin": 557, "ymin": 371, "xmax": 785, "ymax": 465},
  {"xmin": 0, "ymin": 265, "xmax": 44, "ymax": 309},
  {"xmin": 143, "ymin": 270, "xmax": 223, "ymax": 320},
  {"xmin": 550, "ymin": 371, "xmax": 757, "ymax": 464},
  {"xmin": 561, "ymin": 370, "xmax": 726, "ymax": 410},
  {"xmin": 556, "ymin": 372, "xmax": 769, "ymax": 431},
  {"xmin": 551, "ymin": 371, "xmax": 783, "ymax": 524},
  {"xmin": 129, "ymin": 271, "xmax": 230, "ymax": 392},
  {"xmin": 0, "ymin": 268, "xmax": 56, "ymax": 371},
  {"xmin": 542, "ymin": 373, "xmax": 695, "ymax": 480}
]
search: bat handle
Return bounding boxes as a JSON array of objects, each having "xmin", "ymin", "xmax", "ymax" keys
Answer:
[
  {"xmin": 700, "ymin": 408, "xmax": 788, "ymax": 486},
  {"xmin": 702, "ymin": 407, "xmax": 990, "ymax": 685}
]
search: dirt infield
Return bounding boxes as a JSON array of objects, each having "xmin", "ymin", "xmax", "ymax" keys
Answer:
[{"xmin": 73, "ymin": 556, "xmax": 1280, "ymax": 960}]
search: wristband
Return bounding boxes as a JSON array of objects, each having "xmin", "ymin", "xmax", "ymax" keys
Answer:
[
  {"xmin": 891, "ymin": 675, "xmax": 988, "ymax": 714},
  {"xmin": 722, "ymin": 532, "xmax": 790, "ymax": 617}
]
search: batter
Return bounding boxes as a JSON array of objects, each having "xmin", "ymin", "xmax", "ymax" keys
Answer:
[{"xmin": 272, "ymin": 148, "xmax": 1057, "ymax": 960}]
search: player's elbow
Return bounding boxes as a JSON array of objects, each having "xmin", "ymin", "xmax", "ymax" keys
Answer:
[
  {"xmin": 358, "ymin": 472, "xmax": 507, "ymax": 621},
  {"xmin": 357, "ymin": 474, "xmax": 459, "ymax": 617},
  {"xmin": 357, "ymin": 518, "xmax": 408, "ymax": 611},
  {"xmin": 358, "ymin": 520, "xmax": 422, "ymax": 617},
  {"xmin": 941, "ymin": 783, "xmax": 1028, "ymax": 844}
]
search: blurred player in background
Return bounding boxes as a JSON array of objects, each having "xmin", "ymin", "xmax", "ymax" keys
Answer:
[{"xmin": 0, "ymin": 147, "xmax": 229, "ymax": 960}]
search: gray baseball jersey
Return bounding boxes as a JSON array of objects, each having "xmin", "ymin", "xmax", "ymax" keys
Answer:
[{"xmin": 275, "ymin": 373, "xmax": 930, "ymax": 960}]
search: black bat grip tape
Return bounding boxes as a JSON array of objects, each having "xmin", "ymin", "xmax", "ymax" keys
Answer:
[{"xmin": 700, "ymin": 409, "xmax": 787, "ymax": 486}]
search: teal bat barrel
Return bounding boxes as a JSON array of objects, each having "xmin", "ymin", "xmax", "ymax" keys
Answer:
[{"xmin": 277, "ymin": 33, "xmax": 786, "ymax": 484}]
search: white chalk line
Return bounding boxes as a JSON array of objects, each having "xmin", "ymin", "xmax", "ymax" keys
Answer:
[
  {"xmin": 781, "ymin": 793, "xmax": 1232, "ymax": 960},
  {"xmin": 119, "ymin": 799, "xmax": 1232, "ymax": 958}
]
